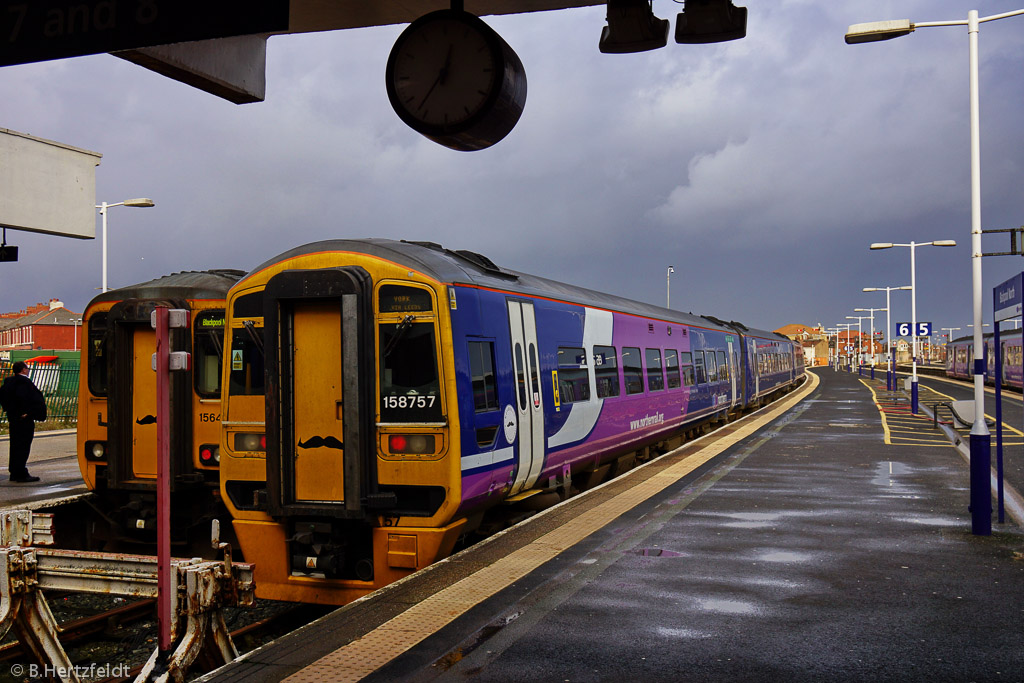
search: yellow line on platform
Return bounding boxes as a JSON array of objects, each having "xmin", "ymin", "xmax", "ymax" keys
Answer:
[{"xmin": 285, "ymin": 373, "xmax": 821, "ymax": 683}]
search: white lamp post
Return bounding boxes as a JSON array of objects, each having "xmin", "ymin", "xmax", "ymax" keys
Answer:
[
  {"xmin": 864, "ymin": 285, "xmax": 912, "ymax": 391},
  {"xmin": 846, "ymin": 315, "xmax": 868, "ymax": 371},
  {"xmin": 666, "ymin": 265, "xmax": 674, "ymax": 308},
  {"xmin": 854, "ymin": 307, "xmax": 887, "ymax": 379},
  {"xmin": 848, "ymin": 7, "xmax": 1024, "ymax": 537},
  {"xmin": 96, "ymin": 198, "xmax": 155, "ymax": 293},
  {"xmin": 836, "ymin": 323, "xmax": 855, "ymax": 370},
  {"xmin": 869, "ymin": 240, "xmax": 956, "ymax": 413}
]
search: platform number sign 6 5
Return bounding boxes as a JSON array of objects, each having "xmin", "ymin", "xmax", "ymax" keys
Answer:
[{"xmin": 897, "ymin": 322, "xmax": 932, "ymax": 337}]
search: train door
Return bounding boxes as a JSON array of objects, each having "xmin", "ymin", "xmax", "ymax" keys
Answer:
[
  {"xmin": 290, "ymin": 301, "xmax": 345, "ymax": 503},
  {"xmin": 263, "ymin": 267, "xmax": 375, "ymax": 518},
  {"xmin": 507, "ymin": 300, "xmax": 545, "ymax": 495},
  {"xmin": 727, "ymin": 339, "xmax": 738, "ymax": 408},
  {"xmin": 131, "ymin": 327, "xmax": 158, "ymax": 477}
]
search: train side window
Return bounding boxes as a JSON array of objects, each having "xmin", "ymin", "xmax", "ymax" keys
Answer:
[
  {"xmin": 557, "ymin": 347, "xmax": 591, "ymax": 404},
  {"xmin": 87, "ymin": 313, "xmax": 108, "ymax": 396},
  {"xmin": 593, "ymin": 345, "xmax": 620, "ymax": 398},
  {"xmin": 622, "ymin": 347, "xmax": 644, "ymax": 395},
  {"xmin": 468, "ymin": 341, "xmax": 499, "ymax": 413},
  {"xmin": 645, "ymin": 348, "xmax": 664, "ymax": 392},
  {"xmin": 679, "ymin": 351, "xmax": 695, "ymax": 387},
  {"xmin": 194, "ymin": 310, "xmax": 226, "ymax": 398},
  {"xmin": 665, "ymin": 349, "xmax": 681, "ymax": 389},
  {"xmin": 717, "ymin": 350, "xmax": 728, "ymax": 382},
  {"xmin": 706, "ymin": 350, "xmax": 718, "ymax": 382},
  {"xmin": 694, "ymin": 351, "xmax": 707, "ymax": 384}
]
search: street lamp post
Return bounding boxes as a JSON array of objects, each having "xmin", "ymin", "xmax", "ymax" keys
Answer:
[
  {"xmin": 847, "ymin": 5, "xmax": 1024, "ymax": 539},
  {"xmin": 864, "ymin": 285, "xmax": 913, "ymax": 390},
  {"xmin": 666, "ymin": 266, "xmax": 674, "ymax": 308},
  {"xmin": 836, "ymin": 323, "xmax": 855, "ymax": 370},
  {"xmin": 846, "ymin": 316, "xmax": 868, "ymax": 374},
  {"xmin": 855, "ymin": 307, "xmax": 887, "ymax": 380},
  {"xmin": 96, "ymin": 198, "xmax": 155, "ymax": 293},
  {"xmin": 869, "ymin": 241, "xmax": 956, "ymax": 413}
]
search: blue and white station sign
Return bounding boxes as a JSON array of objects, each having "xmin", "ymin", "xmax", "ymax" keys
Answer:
[{"xmin": 994, "ymin": 273, "xmax": 1023, "ymax": 323}]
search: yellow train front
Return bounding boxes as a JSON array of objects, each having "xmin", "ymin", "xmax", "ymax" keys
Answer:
[
  {"xmin": 77, "ymin": 270, "xmax": 243, "ymax": 551},
  {"xmin": 220, "ymin": 239, "xmax": 803, "ymax": 605}
]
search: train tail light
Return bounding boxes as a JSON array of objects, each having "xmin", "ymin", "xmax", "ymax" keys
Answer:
[
  {"xmin": 85, "ymin": 441, "xmax": 106, "ymax": 461},
  {"xmin": 233, "ymin": 433, "xmax": 266, "ymax": 452},
  {"xmin": 199, "ymin": 444, "xmax": 220, "ymax": 465},
  {"xmin": 388, "ymin": 434, "xmax": 436, "ymax": 454}
]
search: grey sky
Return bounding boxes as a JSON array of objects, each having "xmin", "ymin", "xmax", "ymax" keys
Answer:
[{"xmin": 1, "ymin": 0, "xmax": 1023, "ymax": 340}]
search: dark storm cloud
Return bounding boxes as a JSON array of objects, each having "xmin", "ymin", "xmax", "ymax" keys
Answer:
[{"xmin": 0, "ymin": 0, "xmax": 1022, "ymax": 337}]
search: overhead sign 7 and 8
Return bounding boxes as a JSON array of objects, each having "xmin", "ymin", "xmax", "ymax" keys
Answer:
[{"xmin": 897, "ymin": 322, "xmax": 932, "ymax": 337}]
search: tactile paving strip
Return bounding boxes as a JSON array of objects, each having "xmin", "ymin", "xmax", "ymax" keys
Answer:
[{"xmin": 286, "ymin": 372, "xmax": 820, "ymax": 683}]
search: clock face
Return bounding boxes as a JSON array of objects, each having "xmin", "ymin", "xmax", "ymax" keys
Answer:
[
  {"xmin": 389, "ymin": 16, "xmax": 499, "ymax": 128},
  {"xmin": 386, "ymin": 10, "xmax": 528, "ymax": 151}
]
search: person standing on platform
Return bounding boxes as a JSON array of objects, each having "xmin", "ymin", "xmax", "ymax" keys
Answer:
[{"xmin": 0, "ymin": 361, "xmax": 46, "ymax": 483}]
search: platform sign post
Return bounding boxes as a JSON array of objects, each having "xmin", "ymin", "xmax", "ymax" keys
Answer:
[
  {"xmin": 992, "ymin": 274, "xmax": 1022, "ymax": 526},
  {"xmin": 152, "ymin": 307, "xmax": 191, "ymax": 664}
]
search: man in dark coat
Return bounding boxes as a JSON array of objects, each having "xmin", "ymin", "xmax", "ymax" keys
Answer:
[{"xmin": 0, "ymin": 361, "xmax": 46, "ymax": 482}]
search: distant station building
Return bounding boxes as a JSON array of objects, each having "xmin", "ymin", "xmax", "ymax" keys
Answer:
[{"xmin": 0, "ymin": 299, "xmax": 82, "ymax": 360}]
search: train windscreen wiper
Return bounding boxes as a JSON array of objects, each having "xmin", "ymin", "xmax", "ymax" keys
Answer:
[
  {"xmin": 383, "ymin": 315, "xmax": 415, "ymax": 359},
  {"xmin": 242, "ymin": 320, "xmax": 264, "ymax": 357}
]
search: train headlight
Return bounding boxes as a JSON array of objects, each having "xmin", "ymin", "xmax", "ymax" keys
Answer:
[
  {"xmin": 388, "ymin": 434, "xmax": 436, "ymax": 454},
  {"xmin": 86, "ymin": 441, "xmax": 106, "ymax": 461},
  {"xmin": 199, "ymin": 444, "xmax": 220, "ymax": 465},
  {"xmin": 233, "ymin": 433, "xmax": 266, "ymax": 452}
]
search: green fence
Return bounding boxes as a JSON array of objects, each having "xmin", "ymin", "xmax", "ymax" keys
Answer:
[{"xmin": 0, "ymin": 360, "xmax": 80, "ymax": 426}]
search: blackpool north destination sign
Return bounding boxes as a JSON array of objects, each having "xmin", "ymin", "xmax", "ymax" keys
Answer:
[{"xmin": 0, "ymin": 0, "xmax": 289, "ymax": 67}]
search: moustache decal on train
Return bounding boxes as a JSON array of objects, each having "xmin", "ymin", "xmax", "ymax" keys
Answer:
[
  {"xmin": 136, "ymin": 415, "xmax": 157, "ymax": 425},
  {"xmin": 297, "ymin": 436, "xmax": 345, "ymax": 450}
]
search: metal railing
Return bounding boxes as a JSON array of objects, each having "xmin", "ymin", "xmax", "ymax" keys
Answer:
[{"xmin": 0, "ymin": 360, "xmax": 79, "ymax": 426}]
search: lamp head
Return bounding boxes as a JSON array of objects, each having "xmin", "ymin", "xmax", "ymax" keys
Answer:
[
  {"xmin": 845, "ymin": 19, "xmax": 913, "ymax": 44},
  {"xmin": 600, "ymin": 0, "xmax": 670, "ymax": 53},
  {"xmin": 932, "ymin": 240, "xmax": 956, "ymax": 247},
  {"xmin": 870, "ymin": 242, "xmax": 894, "ymax": 250},
  {"xmin": 124, "ymin": 198, "xmax": 155, "ymax": 208}
]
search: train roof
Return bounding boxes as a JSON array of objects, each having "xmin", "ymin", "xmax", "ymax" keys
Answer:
[
  {"xmin": 243, "ymin": 238, "xmax": 789, "ymax": 340},
  {"xmin": 85, "ymin": 269, "xmax": 246, "ymax": 308}
]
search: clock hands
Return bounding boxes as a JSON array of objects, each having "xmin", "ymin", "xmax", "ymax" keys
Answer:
[{"xmin": 418, "ymin": 43, "xmax": 454, "ymax": 113}]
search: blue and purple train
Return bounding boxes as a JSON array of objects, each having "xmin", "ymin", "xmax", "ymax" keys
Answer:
[
  {"xmin": 219, "ymin": 238, "xmax": 804, "ymax": 604},
  {"xmin": 946, "ymin": 331, "xmax": 1024, "ymax": 388}
]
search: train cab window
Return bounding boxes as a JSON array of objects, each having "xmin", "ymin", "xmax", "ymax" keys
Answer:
[
  {"xmin": 645, "ymin": 348, "xmax": 664, "ymax": 392},
  {"xmin": 232, "ymin": 291, "xmax": 264, "ymax": 318},
  {"xmin": 87, "ymin": 314, "xmax": 108, "ymax": 396},
  {"xmin": 228, "ymin": 323, "xmax": 265, "ymax": 396},
  {"xmin": 622, "ymin": 347, "xmax": 644, "ymax": 395},
  {"xmin": 593, "ymin": 345, "xmax": 620, "ymax": 398},
  {"xmin": 694, "ymin": 351, "xmax": 707, "ymax": 384},
  {"xmin": 380, "ymin": 321, "xmax": 442, "ymax": 422},
  {"xmin": 468, "ymin": 341, "xmax": 499, "ymax": 413},
  {"xmin": 194, "ymin": 311, "xmax": 226, "ymax": 398},
  {"xmin": 717, "ymin": 350, "xmax": 728, "ymax": 382},
  {"xmin": 557, "ymin": 347, "xmax": 591, "ymax": 404},
  {"xmin": 680, "ymin": 352, "xmax": 695, "ymax": 387},
  {"xmin": 706, "ymin": 351, "xmax": 718, "ymax": 382},
  {"xmin": 665, "ymin": 349, "xmax": 681, "ymax": 389}
]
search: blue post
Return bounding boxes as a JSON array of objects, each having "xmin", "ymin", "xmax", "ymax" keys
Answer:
[
  {"xmin": 911, "ymin": 377, "xmax": 918, "ymax": 414},
  {"xmin": 970, "ymin": 431, "xmax": 992, "ymax": 535}
]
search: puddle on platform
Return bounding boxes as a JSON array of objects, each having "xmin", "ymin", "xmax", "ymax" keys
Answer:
[
  {"xmin": 872, "ymin": 461, "xmax": 911, "ymax": 487},
  {"xmin": 655, "ymin": 626, "xmax": 714, "ymax": 639},
  {"xmin": 696, "ymin": 598, "xmax": 759, "ymax": 615},
  {"xmin": 756, "ymin": 550, "xmax": 814, "ymax": 564}
]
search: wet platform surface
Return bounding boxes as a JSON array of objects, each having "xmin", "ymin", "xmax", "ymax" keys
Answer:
[{"xmin": 206, "ymin": 368, "xmax": 1024, "ymax": 682}]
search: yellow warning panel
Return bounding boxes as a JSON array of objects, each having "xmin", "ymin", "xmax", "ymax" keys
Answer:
[{"xmin": 132, "ymin": 328, "xmax": 158, "ymax": 478}]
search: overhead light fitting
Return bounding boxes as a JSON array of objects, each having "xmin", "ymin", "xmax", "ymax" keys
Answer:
[
  {"xmin": 599, "ymin": 0, "xmax": 670, "ymax": 54},
  {"xmin": 675, "ymin": 0, "xmax": 747, "ymax": 44}
]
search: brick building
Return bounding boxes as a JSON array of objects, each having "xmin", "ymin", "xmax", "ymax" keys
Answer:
[{"xmin": 0, "ymin": 299, "xmax": 82, "ymax": 355}]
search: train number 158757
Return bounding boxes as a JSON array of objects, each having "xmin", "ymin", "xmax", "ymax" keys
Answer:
[{"xmin": 382, "ymin": 395, "xmax": 436, "ymax": 410}]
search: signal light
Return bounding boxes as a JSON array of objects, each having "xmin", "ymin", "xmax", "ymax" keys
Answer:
[
  {"xmin": 388, "ymin": 434, "xmax": 435, "ymax": 454},
  {"xmin": 199, "ymin": 444, "xmax": 220, "ymax": 465},
  {"xmin": 234, "ymin": 433, "xmax": 265, "ymax": 452},
  {"xmin": 86, "ymin": 441, "xmax": 106, "ymax": 460}
]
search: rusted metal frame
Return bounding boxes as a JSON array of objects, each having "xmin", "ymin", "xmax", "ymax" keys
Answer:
[{"xmin": 0, "ymin": 511, "xmax": 55, "ymax": 548}]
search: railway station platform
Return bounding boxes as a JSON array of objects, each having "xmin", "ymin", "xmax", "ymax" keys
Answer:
[{"xmin": 204, "ymin": 368, "xmax": 1024, "ymax": 683}]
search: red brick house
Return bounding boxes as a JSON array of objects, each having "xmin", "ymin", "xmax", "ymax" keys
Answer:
[{"xmin": 0, "ymin": 299, "xmax": 82, "ymax": 353}]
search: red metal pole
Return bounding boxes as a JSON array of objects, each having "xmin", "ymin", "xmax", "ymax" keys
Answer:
[{"xmin": 155, "ymin": 306, "xmax": 172, "ymax": 657}]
